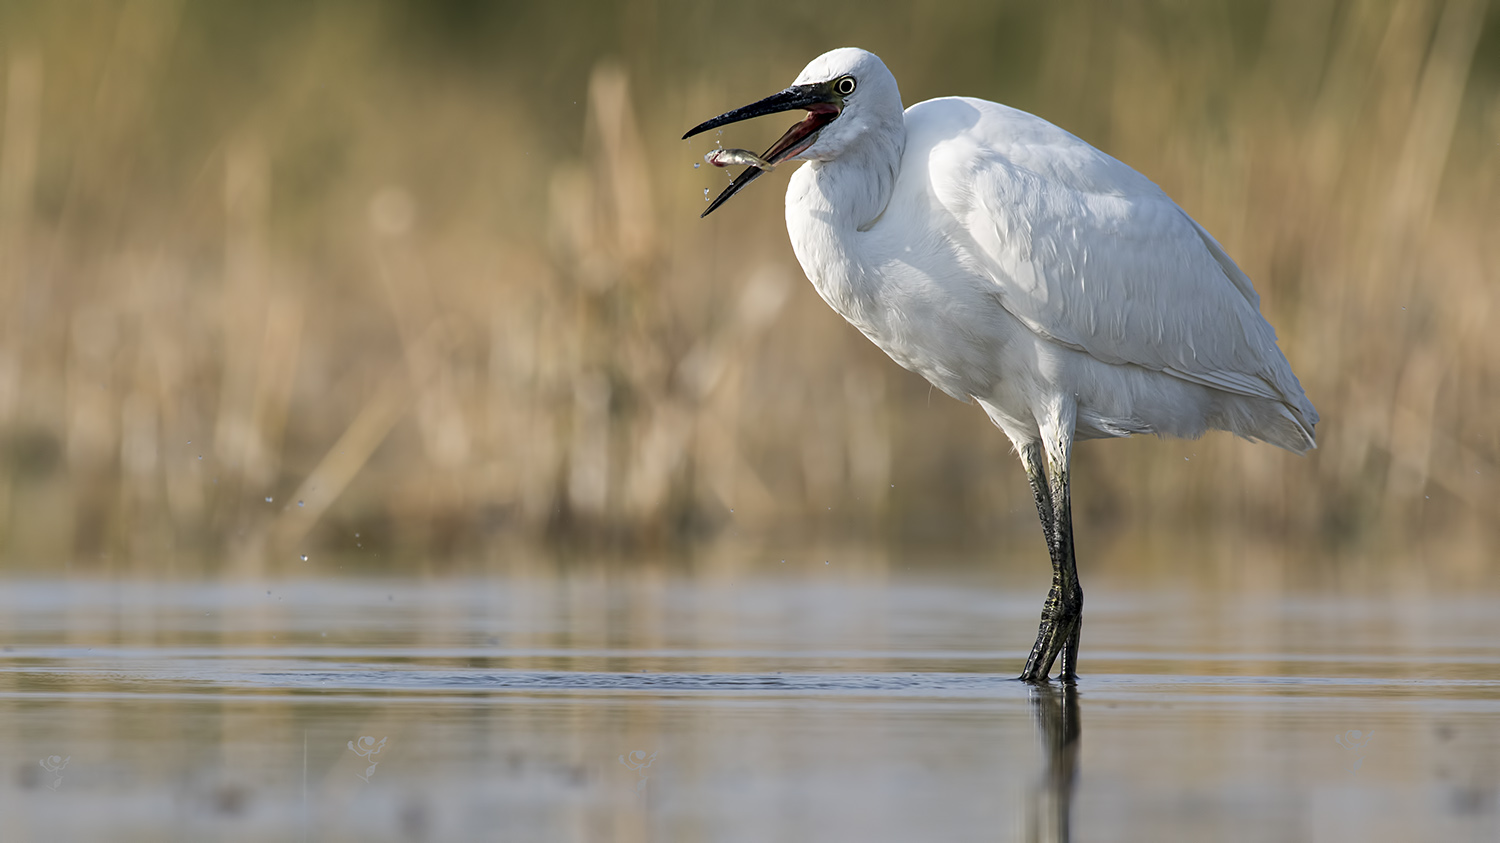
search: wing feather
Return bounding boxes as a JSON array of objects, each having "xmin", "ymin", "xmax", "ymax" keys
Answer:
[{"xmin": 910, "ymin": 98, "xmax": 1316, "ymax": 430}]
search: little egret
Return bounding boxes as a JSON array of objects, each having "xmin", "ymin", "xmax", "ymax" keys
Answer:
[{"xmin": 684, "ymin": 48, "xmax": 1317, "ymax": 682}]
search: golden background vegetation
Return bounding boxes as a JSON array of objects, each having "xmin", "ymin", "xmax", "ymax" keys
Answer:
[{"xmin": 0, "ymin": 0, "xmax": 1494, "ymax": 574}]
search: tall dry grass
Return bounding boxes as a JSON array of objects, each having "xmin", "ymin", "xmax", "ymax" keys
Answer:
[{"xmin": 0, "ymin": 0, "xmax": 1494, "ymax": 572}]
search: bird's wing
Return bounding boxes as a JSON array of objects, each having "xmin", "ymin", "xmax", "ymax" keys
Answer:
[{"xmin": 913, "ymin": 98, "xmax": 1315, "ymax": 426}]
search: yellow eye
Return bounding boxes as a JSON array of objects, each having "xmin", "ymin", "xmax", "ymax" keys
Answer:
[{"xmin": 834, "ymin": 76, "xmax": 856, "ymax": 96}]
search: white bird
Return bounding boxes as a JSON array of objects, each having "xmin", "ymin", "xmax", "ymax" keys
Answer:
[{"xmin": 684, "ymin": 48, "xmax": 1317, "ymax": 683}]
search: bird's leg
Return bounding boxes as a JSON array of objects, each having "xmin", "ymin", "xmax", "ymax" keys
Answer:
[
  {"xmin": 1020, "ymin": 422, "xmax": 1084, "ymax": 683},
  {"xmin": 1048, "ymin": 457, "xmax": 1084, "ymax": 682},
  {"xmin": 1019, "ymin": 441, "xmax": 1056, "ymax": 550},
  {"xmin": 1018, "ymin": 442, "xmax": 1061, "ymax": 683}
]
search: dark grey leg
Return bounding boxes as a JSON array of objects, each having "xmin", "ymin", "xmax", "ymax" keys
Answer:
[
  {"xmin": 1019, "ymin": 440, "xmax": 1084, "ymax": 683},
  {"xmin": 1018, "ymin": 442, "xmax": 1059, "ymax": 682},
  {"xmin": 1019, "ymin": 441, "xmax": 1055, "ymax": 550},
  {"xmin": 1050, "ymin": 461, "xmax": 1083, "ymax": 682}
]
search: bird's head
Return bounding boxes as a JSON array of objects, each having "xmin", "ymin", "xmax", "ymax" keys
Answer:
[{"xmin": 684, "ymin": 48, "xmax": 902, "ymax": 217}]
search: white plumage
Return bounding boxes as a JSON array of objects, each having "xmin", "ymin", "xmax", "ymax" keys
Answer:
[{"xmin": 686, "ymin": 48, "xmax": 1317, "ymax": 682}]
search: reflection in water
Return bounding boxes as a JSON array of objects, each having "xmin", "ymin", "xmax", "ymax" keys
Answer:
[
  {"xmin": 3, "ymin": 576, "xmax": 1500, "ymax": 840},
  {"xmin": 1027, "ymin": 684, "xmax": 1081, "ymax": 843}
]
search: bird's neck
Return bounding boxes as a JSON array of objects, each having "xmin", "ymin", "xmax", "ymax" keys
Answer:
[
  {"xmin": 784, "ymin": 127, "xmax": 904, "ymax": 327},
  {"xmin": 793, "ymin": 128, "xmax": 905, "ymax": 234}
]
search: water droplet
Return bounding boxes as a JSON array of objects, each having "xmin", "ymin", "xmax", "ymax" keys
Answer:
[
  {"xmin": 300, "ymin": 554, "xmax": 308, "ymax": 562},
  {"xmin": 693, "ymin": 162, "xmax": 700, "ymax": 169},
  {"xmin": 265, "ymin": 496, "xmax": 273, "ymax": 503},
  {"xmin": 824, "ymin": 560, "xmax": 830, "ymax": 565},
  {"xmin": 703, "ymin": 188, "xmax": 710, "ymax": 200},
  {"xmin": 197, "ymin": 455, "xmax": 203, "ymax": 460},
  {"xmin": 297, "ymin": 500, "xmax": 304, "ymax": 507}
]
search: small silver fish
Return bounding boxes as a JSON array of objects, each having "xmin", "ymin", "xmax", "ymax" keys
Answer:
[{"xmin": 705, "ymin": 148, "xmax": 776, "ymax": 172}]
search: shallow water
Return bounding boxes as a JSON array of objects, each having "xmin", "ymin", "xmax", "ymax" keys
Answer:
[{"xmin": 1, "ymin": 570, "xmax": 1497, "ymax": 842}]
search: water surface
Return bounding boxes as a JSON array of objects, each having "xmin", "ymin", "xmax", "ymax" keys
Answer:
[{"xmin": 1, "ymin": 571, "xmax": 1497, "ymax": 841}]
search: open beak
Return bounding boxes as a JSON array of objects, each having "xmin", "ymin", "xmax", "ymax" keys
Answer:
[{"xmin": 683, "ymin": 81, "xmax": 839, "ymax": 217}]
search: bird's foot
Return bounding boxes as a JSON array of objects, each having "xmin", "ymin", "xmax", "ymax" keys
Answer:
[{"xmin": 1019, "ymin": 599, "xmax": 1083, "ymax": 684}]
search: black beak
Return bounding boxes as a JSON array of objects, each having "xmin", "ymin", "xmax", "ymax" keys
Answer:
[{"xmin": 684, "ymin": 82, "xmax": 839, "ymax": 217}]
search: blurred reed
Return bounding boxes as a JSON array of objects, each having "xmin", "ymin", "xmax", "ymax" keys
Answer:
[{"xmin": 0, "ymin": 0, "xmax": 1494, "ymax": 572}]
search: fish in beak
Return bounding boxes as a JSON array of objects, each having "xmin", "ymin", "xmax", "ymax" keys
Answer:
[{"xmin": 683, "ymin": 81, "xmax": 840, "ymax": 217}]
